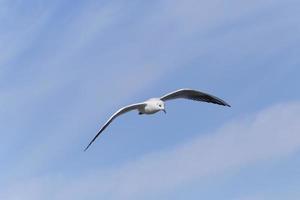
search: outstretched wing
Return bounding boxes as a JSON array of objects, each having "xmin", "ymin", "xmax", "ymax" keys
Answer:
[
  {"xmin": 84, "ymin": 102, "xmax": 146, "ymax": 151},
  {"xmin": 160, "ymin": 88, "xmax": 230, "ymax": 107}
]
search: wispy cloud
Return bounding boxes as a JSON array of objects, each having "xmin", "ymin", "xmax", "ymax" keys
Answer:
[
  {"xmin": 0, "ymin": 1, "xmax": 60, "ymax": 72},
  {"xmin": 2, "ymin": 101, "xmax": 299, "ymax": 200}
]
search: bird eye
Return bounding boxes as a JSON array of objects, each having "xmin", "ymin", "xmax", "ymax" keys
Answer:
[{"xmin": 159, "ymin": 105, "xmax": 162, "ymax": 107}]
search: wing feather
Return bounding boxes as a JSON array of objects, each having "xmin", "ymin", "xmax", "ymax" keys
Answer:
[
  {"xmin": 160, "ymin": 88, "xmax": 230, "ymax": 107},
  {"xmin": 84, "ymin": 102, "xmax": 146, "ymax": 151}
]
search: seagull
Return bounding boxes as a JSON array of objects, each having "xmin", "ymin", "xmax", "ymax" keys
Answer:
[{"xmin": 84, "ymin": 88, "xmax": 230, "ymax": 151}]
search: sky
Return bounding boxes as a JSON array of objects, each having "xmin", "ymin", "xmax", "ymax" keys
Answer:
[{"xmin": 1, "ymin": 0, "xmax": 300, "ymax": 199}]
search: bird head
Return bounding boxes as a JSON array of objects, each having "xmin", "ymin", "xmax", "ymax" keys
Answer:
[{"xmin": 156, "ymin": 100, "xmax": 166, "ymax": 114}]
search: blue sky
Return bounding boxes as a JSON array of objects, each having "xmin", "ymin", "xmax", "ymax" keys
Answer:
[{"xmin": 1, "ymin": 0, "xmax": 300, "ymax": 199}]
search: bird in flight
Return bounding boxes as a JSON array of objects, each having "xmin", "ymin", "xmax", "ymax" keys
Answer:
[{"xmin": 84, "ymin": 88, "xmax": 230, "ymax": 151}]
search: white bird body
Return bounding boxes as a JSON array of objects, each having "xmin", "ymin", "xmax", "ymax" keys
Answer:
[
  {"xmin": 139, "ymin": 98, "xmax": 165, "ymax": 114},
  {"xmin": 84, "ymin": 88, "xmax": 230, "ymax": 151}
]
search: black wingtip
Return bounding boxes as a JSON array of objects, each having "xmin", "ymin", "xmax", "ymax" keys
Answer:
[
  {"xmin": 216, "ymin": 100, "xmax": 231, "ymax": 107},
  {"xmin": 220, "ymin": 100, "xmax": 231, "ymax": 107},
  {"xmin": 84, "ymin": 143, "xmax": 92, "ymax": 152}
]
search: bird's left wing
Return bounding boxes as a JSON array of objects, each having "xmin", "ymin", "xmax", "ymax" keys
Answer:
[
  {"xmin": 160, "ymin": 88, "xmax": 230, "ymax": 107},
  {"xmin": 84, "ymin": 102, "xmax": 146, "ymax": 151}
]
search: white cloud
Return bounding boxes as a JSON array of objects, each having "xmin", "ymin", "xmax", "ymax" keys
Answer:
[
  {"xmin": 97, "ymin": 101, "xmax": 300, "ymax": 199},
  {"xmin": 2, "ymin": 101, "xmax": 300, "ymax": 200}
]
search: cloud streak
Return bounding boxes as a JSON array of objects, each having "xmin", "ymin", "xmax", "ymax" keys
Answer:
[{"xmin": 2, "ymin": 101, "xmax": 300, "ymax": 200}]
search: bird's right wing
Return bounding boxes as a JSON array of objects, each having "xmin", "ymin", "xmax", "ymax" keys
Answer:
[{"xmin": 84, "ymin": 102, "xmax": 146, "ymax": 151}]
